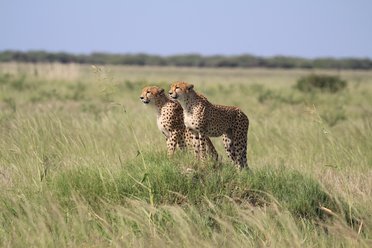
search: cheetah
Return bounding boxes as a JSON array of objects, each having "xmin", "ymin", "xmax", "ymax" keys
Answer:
[
  {"xmin": 168, "ymin": 82, "xmax": 249, "ymax": 169},
  {"xmin": 140, "ymin": 86, "xmax": 218, "ymax": 159}
]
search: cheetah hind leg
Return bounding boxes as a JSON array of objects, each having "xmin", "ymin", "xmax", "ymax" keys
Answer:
[
  {"xmin": 222, "ymin": 130, "xmax": 237, "ymax": 163},
  {"xmin": 232, "ymin": 122, "xmax": 249, "ymax": 170},
  {"xmin": 233, "ymin": 138, "xmax": 247, "ymax": 169}
]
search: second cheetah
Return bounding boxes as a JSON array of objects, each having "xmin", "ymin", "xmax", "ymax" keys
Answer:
[{"xmin": 168, "ymin": 82, "xmax": 249, "ymax": 169}]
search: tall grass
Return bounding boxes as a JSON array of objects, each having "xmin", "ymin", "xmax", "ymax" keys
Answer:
[{"xmin": 0, "ymin": 63, "xmax": 371, "ymax": 247}]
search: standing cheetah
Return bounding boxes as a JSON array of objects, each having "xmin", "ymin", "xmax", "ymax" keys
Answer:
[
  {"xmin": 168, "ymin": 82, "xmax": 249, "ymax": 169},
  {"xmin": 140, "ymin": 86, "xmax": 218, "ymax": 159}
]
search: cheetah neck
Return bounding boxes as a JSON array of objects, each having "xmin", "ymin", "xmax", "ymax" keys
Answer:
[
  {"xmin": 179, "ymin": 91, "xmax": 200, "ymax": 114},
  {"xmin": 153, "ymin": 95, "xmax": 171, "ymax": 114}
]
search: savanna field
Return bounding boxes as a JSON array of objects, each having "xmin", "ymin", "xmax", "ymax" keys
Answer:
[{"xmin": 0, "ymin": 63, "xmax": 371, "ymax": 247}]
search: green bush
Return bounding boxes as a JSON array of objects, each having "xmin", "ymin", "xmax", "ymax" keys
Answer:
[
  {"xmin": 296, "ymin": 74, "xmax": 347, "ymax": 93},
  {"xmin": 49, "ymin": 154, "xmax": 350, "ymax": 222}
]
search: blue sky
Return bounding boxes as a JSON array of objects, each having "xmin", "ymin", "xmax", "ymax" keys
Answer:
[{"xmin": 1, "ymin": 0, "xmax": 372, "ymax": 58}]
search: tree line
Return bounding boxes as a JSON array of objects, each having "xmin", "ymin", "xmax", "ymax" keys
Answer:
[{"xmin": 1, "ymin": 50, "xmax": 371, "ymax": 69}]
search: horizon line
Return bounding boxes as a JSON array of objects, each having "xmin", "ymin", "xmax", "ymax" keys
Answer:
[{"xmin": 1, "ymin": 49, "xmax": 372, "ymax": 60}]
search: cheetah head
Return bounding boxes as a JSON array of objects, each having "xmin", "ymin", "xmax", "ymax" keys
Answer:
[
  {"xmin": 168, "ymin": 82, "xmax": 194, "ymax": 100},
  {"xmin": 140, "ymin": 86, "xmax": 165, "ymax": 104}
]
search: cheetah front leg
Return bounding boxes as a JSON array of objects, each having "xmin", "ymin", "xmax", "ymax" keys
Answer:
[
  {"xmin": 205, "ymin": 138, "xmax": 218, "ymax": 161},
  {"xmin": 186, "ymin": 129, "xmax": 205, "ymax": 160},
  {"xmin": 186, "ymin": 128, "xmax": 218, "ymax": 161},
  {"xmin": 198, "ymin": 132, "xmax": 208, "ymax": 160},
  {"xmin": 176, "ymin": 130, "xmax": 187, "ymax": 151},
  {"xmin": 188, "ymin": 130, "xmax": 202, "ymax": 159},
  {"xmin": 184, "ymin": 128, "xmax": 194, "ymax": 149},
  {"xmin": 166, "ymin": 131, "xmax": 179, "ymax": 156}
]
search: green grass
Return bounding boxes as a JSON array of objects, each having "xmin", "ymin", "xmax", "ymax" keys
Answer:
[
  {"xmin": 0, "ymin": 63, "xmax": 371, "ymax": 247},
  {"xmin": 1, "ymin": 153, "xmax": 364, "ymax": 247}
]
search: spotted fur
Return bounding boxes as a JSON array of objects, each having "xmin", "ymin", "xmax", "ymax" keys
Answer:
[
  {"xmin": 140, "ymin": 86, "xmax": 218, "ymax": 159},
  {"xmin": 169, "ymin": 82, "xmax": 249, "ymax": 169}
]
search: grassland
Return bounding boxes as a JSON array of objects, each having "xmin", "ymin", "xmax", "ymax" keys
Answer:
[{"xmin": 0, "ymin": 62, "xmax": 371, "ymax": 247}]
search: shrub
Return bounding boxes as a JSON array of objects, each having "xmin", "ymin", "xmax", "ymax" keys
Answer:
[
  {"xmin": 296, "ymin": 74, "xmax": 347, "ymax": 93},
  {"xmin": 321, "ymin": 106, "xmax": 347, "ymax": 127}
]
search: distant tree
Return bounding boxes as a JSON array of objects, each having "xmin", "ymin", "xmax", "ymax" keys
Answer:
[{"xmin": 0, "ymin": 50, "xmax": 371, "ymax": 69}]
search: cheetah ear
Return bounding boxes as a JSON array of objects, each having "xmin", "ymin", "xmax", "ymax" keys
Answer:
[
  {"xmin": 187, "ymin": 84, "xmax": 194, "ymax": 92},
  {"xmin": 158, "ymin": 88, "xmax": 164, "ymax": 95}
]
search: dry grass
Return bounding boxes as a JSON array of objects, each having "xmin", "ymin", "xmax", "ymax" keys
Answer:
[{"xmin": 0, "ymin": 62, "xmax": 371, "ymax": 247}]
